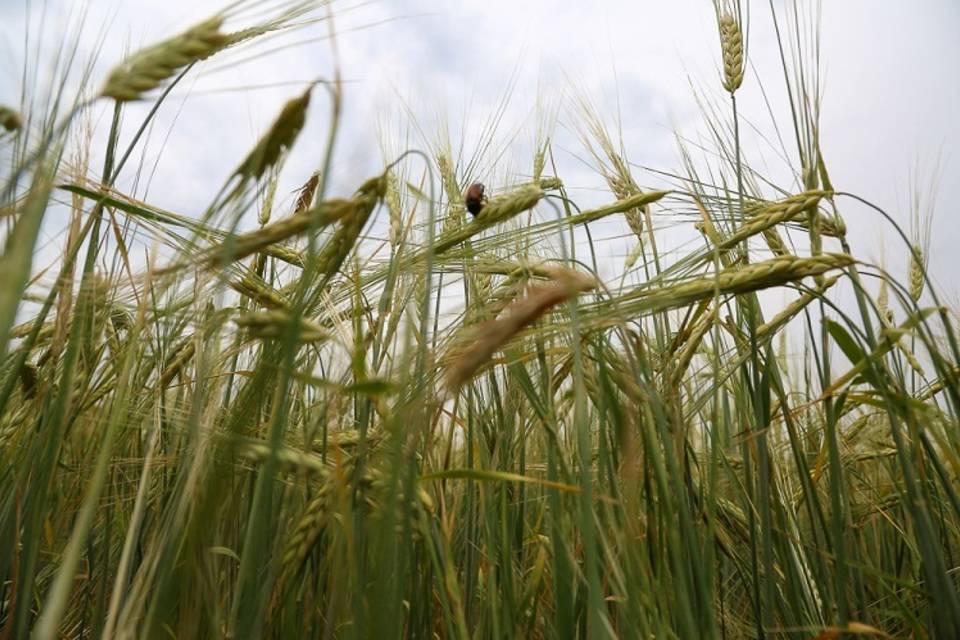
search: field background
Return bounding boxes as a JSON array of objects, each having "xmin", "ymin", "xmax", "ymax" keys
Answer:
[{"xmin": 1, "ymin": 1, "xmax": 959, "ymax": 638}]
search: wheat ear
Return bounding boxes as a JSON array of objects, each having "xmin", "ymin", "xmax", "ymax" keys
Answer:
[
  {"xmin": 908, "ymin": 244, "xmax": 925, "ymax": 302},
  {"xmin": 100, "ymin": 17, "xmax": 228, "ymax": 101},
  {"xmin": 719, "ymin": 14, "xmax": 744, "ymax": 94},
  {"xmin": 444, "ymin": 268, "xmax": 595, "ymax": 390},
  {"xmin": 234, "ymin": 87, "xmax": 312, "ymax": 182},
  {"xmin": 628, "ymin": 253, "xmax": 853, "ymax": 312}
]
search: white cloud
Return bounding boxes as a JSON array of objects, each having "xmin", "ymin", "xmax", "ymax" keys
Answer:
[{"xmin": 3, "ymin": 0, "xmax": 958, "ymax": 294}]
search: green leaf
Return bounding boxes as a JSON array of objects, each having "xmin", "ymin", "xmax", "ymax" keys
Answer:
[
  {"xmin": 406, "ymin": 181, "xmax": 430, "ymax": 203},
  {"xmin": 824, "ymin": 319, "xmax": 865, "ymax": 367},
  {"xmin": 0, "ymin": 165, "xmax": 55, "ymax": 357}
]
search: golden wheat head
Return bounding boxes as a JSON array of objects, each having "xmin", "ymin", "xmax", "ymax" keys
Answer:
[{"xmin": 719, "ymin": 14, "xmax": 744, "ymax": 94}]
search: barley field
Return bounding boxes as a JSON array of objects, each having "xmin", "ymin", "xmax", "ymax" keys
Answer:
[{"xmin": 1, "ymin": 1, "xmax": 959, "ymax": 638}]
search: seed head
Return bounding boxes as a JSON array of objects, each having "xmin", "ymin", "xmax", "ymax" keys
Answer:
[
  {"xmin": 100, "ymin": 17, "xmax": 228, "ymax": 102},
  {"xmin": 719, "ymin": 14, "xmax": 744, "ymax": 94},
  {"xmin": 908, "ymin": 244, "xmax": 925, "ymax": 302},
  {"xmin": 293, "ymin": 172, "xmax": 321, "ymax": 214},
  {"xmin": 234, "ymin": 87, "xmax": 312, "ymax": 182}
]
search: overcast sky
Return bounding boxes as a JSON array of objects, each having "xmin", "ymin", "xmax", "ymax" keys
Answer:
[{"xmin": 2, "ymin": 1, "xmax": 959, "ymax": 299}]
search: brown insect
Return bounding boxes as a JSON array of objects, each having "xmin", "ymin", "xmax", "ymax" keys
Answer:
[{"xmin": 465, "ymin": 182, "xmax": 487, "ymax": 216}]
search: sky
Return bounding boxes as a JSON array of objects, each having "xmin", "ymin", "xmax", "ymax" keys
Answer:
[{"xmin": 2, "ymin": 0, "xmax": 959, "ymax": 301}]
